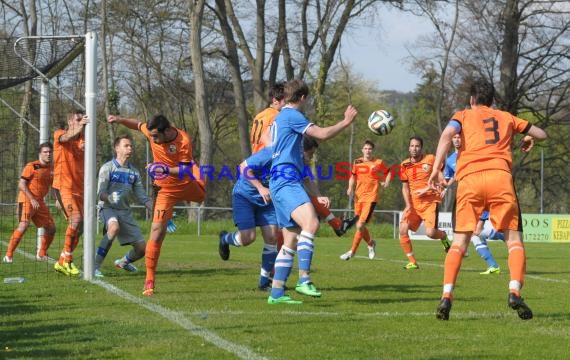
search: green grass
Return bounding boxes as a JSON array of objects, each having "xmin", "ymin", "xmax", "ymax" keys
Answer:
[{"xmin": 1, "ymin": 223, "xmax": 570, "ymax": 359}]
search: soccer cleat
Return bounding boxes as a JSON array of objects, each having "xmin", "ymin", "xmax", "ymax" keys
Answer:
[
  {"xmin": 368, "ymin": 240, "xmax": 377, "ymax": 260},
  {"xmin": 142, "ymin": 280, "xmax": 155, "ymax": 296},
  {"xmin": 115, "ymin": 258, "xmax": 138, "ymax": 273},
  {"xmin": 334, "ymin": 216, "xmax": 359, "ymax": 237},
  {"xmin": 295, "ymin": 282, "xmax": 322, "ymax": 297},
  {"xmin": 218, "ymin": 231, "xmax": 230, "ymax": 261},
  {"xmin": 267, "ymin": 295, "xmax": 303, "ymax": 305},
  {"xmin": 258, "ymin": 283, "xmax": 272, "ymax": 292},
  {"xmin": 54, "ymin": 261, "xmax": 80, "ymax": 276},
  {"xmin": 94, "ymin": 269, "xmax": 105, "ymax": 278},
  {"xmin": 441, "ymin": 235, "xmax": 451, "ymax": 253},
  {"xmin": 480, "ymin": 266, "xmax": 500, "ymax": 275},
  {"xmin": 508, "ymin": 293, "xmax": 533, "ymax": 320},
  {"xmin": 436, "ymin": 298, "xmax": 452, "ymax": 320},
  {"xmin": 3, "ymin": 255, "xmax": 13, "ymax": 264},
  {"xmin": 339, "ymin": 251, "xmax": 353, "ymax": 261},
  {"xmin": 36, "ymin": 254, "xmax": 49, "ymax": 261},
  {"xmin": 403, "ymin": 262, "xmax": 419, "ymax": 270}
]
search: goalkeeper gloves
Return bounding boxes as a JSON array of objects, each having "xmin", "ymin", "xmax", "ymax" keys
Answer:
[{"xmin": 166, "ymin": 219, "xmax": 177, "ymax": 233}]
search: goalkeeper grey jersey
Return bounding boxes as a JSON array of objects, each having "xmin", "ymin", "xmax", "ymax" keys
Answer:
[{"xmin": 97, "ymin": 158, "xmax": 150, "ymax": 210}]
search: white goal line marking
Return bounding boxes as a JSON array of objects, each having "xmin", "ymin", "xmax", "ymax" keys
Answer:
[{"xmin": 92, "ymin": 280, "xmax": 268, "ymax": 360}]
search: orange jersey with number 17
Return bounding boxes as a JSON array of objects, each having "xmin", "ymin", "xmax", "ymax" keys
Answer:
[
  {"xmin": 250, "ymin": 107, "xmax": 279, "ymax": 153},
  {"xmin": 451, "ymin": 106, "xmax": 531, "ymax": 181}
]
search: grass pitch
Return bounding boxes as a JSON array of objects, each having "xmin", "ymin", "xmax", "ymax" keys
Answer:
[{"xmin": 1, "ymin": 221, "xmax": 569, "ymax": 359}]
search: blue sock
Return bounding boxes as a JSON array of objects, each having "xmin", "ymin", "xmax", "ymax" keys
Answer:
[
  {"xmin": 223, "ymin": 231, "xmax": 240, "ymax": 247},
  {"xmin": 270, "ymin": 246, "xmax": 295, "ymax": 299},
  {"xmin": 260, "ymin": 243, "xmax": 277, "ymax": 286},
  {"xmin": 297, "ymin": 231, "xmax": 315, "ymax": 274},
  {"xmin": 475, "ymin": 243, "xmax": 499, "ymax": 268}
]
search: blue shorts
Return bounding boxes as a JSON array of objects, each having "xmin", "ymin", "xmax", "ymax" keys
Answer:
[
  {"xmin": 270, "ymin": 177, "xmax": 310, "ymax": 228},
  {"xmin": 232, "ymin": 192, "xmax": 277, "ymax": 230}
]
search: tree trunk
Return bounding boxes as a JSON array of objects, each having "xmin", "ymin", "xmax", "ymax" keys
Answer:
[
  {"xmin": 498, "ymin": 0, "xmax": 520, "ymax": 113},
  {"xmin": 216, "ymin": 0, "xmax": 252, "ymax": 158}
]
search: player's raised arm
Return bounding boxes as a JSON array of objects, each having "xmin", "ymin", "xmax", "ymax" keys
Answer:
[
  {"xmin": 108, "ymin": 115, "xmax": 142, "ymax": 130},
  {"xmin": 305, "ymin": 105, "xmax": 358, "ymax": 140}
]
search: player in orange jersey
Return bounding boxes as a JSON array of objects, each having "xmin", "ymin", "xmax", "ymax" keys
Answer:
[
  {"xmin": 53, "ymin": 110, "xmax": 88, "ymax": 276},
  {"xmin": 3, "ymin": 143, "xmax": 56, "ymax": 264},
  {"xmin": 108, "ymin": 114, "xmax": 206, "ymax": 296},
  {"xmin": 250, "ymin": 82, "xmax": 286, "ymax": 154},
  {"xmin": 340, "ymin": 140, "xmax": 388, "ymax": 261},
  {"xmin": 429, "ymin": 78, "xmax": 547, "ymax": 320},
  {"xmin": 399, "ymin": 136, "xmax": 451, "ymax": 270},
  {"xmin": 302, "ymin": 138, "xmax": 358, "ymax": 240}
]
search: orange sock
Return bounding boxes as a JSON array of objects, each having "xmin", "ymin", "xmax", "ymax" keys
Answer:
[
  {"xmin": 70, "ymin": 230, "xmax": 82, "ymax": 252},
  {"xmin": 350, "ymin": 231, "xmax": 363, "ymax": 253},
  {"xmin": 328, "ymin": 217, "xmax": 342, "ymax": 231},
  {"xmin": 507, "ymin": 241, "xmax": 526, "ymax": 293},
  {"xmin": 39, "ymin": 233, "xmax": 55, "ymax": 257},
  {"xmin": 145, "ymin": 240, "xmax": 163, "ymax": 283},
  {"xmin": 443, "ymin": 244, "xmax": 465, "ymax": 287},
  {"xmin": 399, "ymin": 234, "xmax": 416, "ymax": 264},
  {"xmin": 361, "ymin": 227, "xmax": 372, "ymax": 246},
  {"xmin": 6, "ymin": 229, "xmax": 24, "ymax": 257},
  {"xmin": 59, "ymin": 227, "xmax": 77, "ymax": 263}
]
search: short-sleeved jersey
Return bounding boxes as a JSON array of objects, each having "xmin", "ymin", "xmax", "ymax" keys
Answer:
[
  {"xmin": 53, "ymin": 129, "xmax": 85, "ymax": 191},
  {"xmin": 400, "ymin": 154, "xmax": 441, "ymax": 203},
  {"xmin": 17, "ymin": 160, "xmax": 53, "ymax": 202},
  {"xmin": 444, "ymin": 151, "xmax": 458, "ymax": 180},
  {"xmin": 97, "ymin": 158, "xmax": 149, "ymax": 210},
  {"xmin": 139, "ymin": 123, "xmax": 194, "ymax": 188},
  {"xmin": 251, "ymin": 107, "xmax": 279, "ymax": 153},
  {"xmin": 352, "ymin": 157, "xmax": 386, "ymax": 203},
  {"xmin": 233, "ymin": 147, "xmax": 273, "ymax": 206},
  {"xmin": 450, "ymin": 106, "xmax": 531, "ymax": 181},
  {"xmin": 270, "ymin": 107, "xmax": 313, "ymax": 177}
]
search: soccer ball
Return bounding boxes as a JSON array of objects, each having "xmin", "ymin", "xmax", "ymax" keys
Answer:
[{"xmin": 368, "ymin": 110, "xmax": 395, "ymax": 136}]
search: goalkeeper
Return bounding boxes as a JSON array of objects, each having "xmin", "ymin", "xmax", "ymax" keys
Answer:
[{"xmin": 94, "ymin": 135, "xmax": 153, "ymax": 277}]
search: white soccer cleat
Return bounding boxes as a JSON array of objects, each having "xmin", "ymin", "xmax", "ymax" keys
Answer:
[
  {"xmin": 3, "ymin": 255, "xmax": 13, "ymax": 264},
  {"xmin": 368, "ymin": 240, "xmax": 377, "ymax": 260},
  {"xmin": 340, "ymin": 251, "xmax": 353, "ymax": 261}
]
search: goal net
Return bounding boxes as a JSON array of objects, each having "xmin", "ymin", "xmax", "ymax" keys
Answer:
[{"xmin": 0, "ymin": 33, "xmax": 97, "ymax": 281}]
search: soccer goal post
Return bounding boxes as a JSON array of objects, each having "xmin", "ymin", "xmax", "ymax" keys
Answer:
[{"xmin": 0, "ymin": 32, "xmax": 98, "ymax": 281}]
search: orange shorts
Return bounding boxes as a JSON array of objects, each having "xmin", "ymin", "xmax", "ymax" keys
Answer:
[
  {"xmin": 401, "ymin": 201, "xmax": 439, "ymax": 231},
  {"xmin": 152, "ymin": 181, "xmax": 206, "ymax": 223},
  {"xmin": 55, "ymin": 188, "xmax": 83, "ymax": 219},
  {"xmin": 355, "ymin": 202, "xmax": 376, "ymax": 224},
  {"xmin": 310, "ymin": 196, "xmax": 331, "ymax": 219},
  {"xmin": 18, "ymin": 200, "xmax": 54, "ymax": 228},
  {"xmin": 455, "ymin": 170, "xmax": 520, "ymax": 232}
]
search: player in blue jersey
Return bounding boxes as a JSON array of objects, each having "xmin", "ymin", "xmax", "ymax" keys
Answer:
[
  {"xmin": 267, "ymin": 79, "xmax": 358, "ymax": 305},
  {"xmin": 473, "ymin": 210, "xmax": 503, "ymax": 274},
  {"xmin": 94, "ymin": 136, "xmax": 153, "ymax": 277},
  {"xmin": 218, "ymin": 147, "xmax": 279, "ymax": 291},
  {"xmin": 443, "ymin": 133, "xmax": 500, "ymax": 274}
]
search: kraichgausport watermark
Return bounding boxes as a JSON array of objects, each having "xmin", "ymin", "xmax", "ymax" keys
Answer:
[{"xmin": 146, "ymin": 162, "xmax": 425, "ymax": 182}]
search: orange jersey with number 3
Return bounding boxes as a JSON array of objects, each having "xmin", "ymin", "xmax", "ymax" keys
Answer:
[
  {"xmin": 250, "ymin": 107, "xmax": 279, "ymax": 153},
  {"xmin": 451, "ymin": 106, "xmax": 530, "ymax": 181}
]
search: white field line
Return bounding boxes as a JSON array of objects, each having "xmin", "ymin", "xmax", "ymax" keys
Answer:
[
  {"xmin": 93, "ymin": 280, "xmax": 267, "ymax": 360},
  {"xmin": 2, "ymin": 241, "xmax": 266, "ymax": 360},
  {"xmin": 353, "ymin": 255, "xmax": 570, "ymax": 284}
]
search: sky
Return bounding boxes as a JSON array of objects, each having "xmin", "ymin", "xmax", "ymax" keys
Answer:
[{"xmin": 340, "ymin": 9, "xmax": 433, "ymax": 93}]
